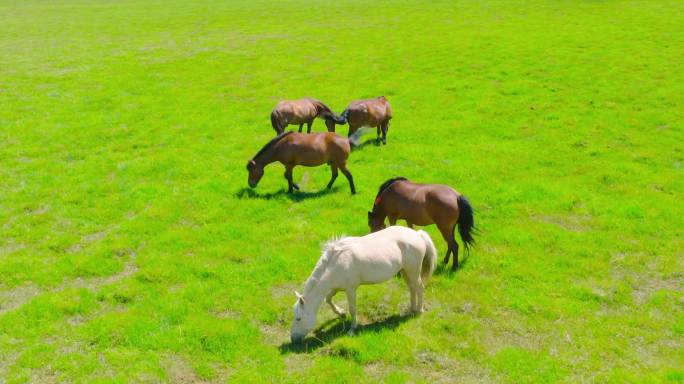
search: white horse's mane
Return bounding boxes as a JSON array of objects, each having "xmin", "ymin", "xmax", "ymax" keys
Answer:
[{"xmin": 302, "ymin": 235, "xmax": 356, "ymax": 294}]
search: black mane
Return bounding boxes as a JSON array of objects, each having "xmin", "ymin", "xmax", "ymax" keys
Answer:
[
  {"xmin": 251, "ymin": 131, "xmax": 293, "ymax": 161},
  {"xmin": 375, "ymin": 177, "xmax": 408, "ymax": 202}
]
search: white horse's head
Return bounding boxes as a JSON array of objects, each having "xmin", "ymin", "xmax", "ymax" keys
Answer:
[{"xmin": 290, "ymin": 291, "xmax": 317, "ymax": 343}]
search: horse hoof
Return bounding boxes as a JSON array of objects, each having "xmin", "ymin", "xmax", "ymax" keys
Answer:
[{"xmin": 293, "ymin": 184, "xmax": 300, "ymax": 190}]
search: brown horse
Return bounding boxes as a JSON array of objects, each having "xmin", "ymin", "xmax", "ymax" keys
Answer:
[
  {"xmin": 270, "ymin": 98, "xmax": 342, "ymax": 135},
  {"xmin": 367, "ymin": 177, "xmax": 475, "ymax": 270},
  {"xmin": 247, "ymin": 131, "xmax": 356, "ymax": 194},
  {"xmin": 328, "ymin": 96, "xmax": 393, "ymax": 145}
]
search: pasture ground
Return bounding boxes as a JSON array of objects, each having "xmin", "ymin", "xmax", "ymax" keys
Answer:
[{"xmin": 1, "ymin": 0, "xmax": 682, "ymax": 382}]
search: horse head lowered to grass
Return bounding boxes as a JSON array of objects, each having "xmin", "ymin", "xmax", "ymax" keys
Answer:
[
  {"xmin": 290, "ymin": 226, "xmax": 437, "ymax": 343},
  {"xmin": 270, "ymin": 98, "xmax": 343, "ymax": 135},
  {"xmin": 247, "ymin": 131, "xmax": 356, "ymax": 194}
]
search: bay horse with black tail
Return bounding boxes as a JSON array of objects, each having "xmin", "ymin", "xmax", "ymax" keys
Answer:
[
  {"xmin": 270, "ymin": 98, "xmax": 342, "ymax": 135},
  {"xmin": 367, "ymin": 177, "xmax": 475, "ymax": 270},
  {"xmin": 328, "ymin": 96, "xmax": 393, "ymax": 146},
  {"xmin": 247, "ymin": 131, "xmax": 356, "ymax": 194}
]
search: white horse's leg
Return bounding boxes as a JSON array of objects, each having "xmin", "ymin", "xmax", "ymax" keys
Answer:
[
  {"xmin": 400, "ymin": 270, "xmax": 417, "ymax": 314},
  {"xmin": 404, "ymin": 268, "xmax": 423, "ymax": 313},
  {"xmin": 346, "ymin": 288, "xmax": 357, "ymax": 334},
  {"xmin": 416, "ymin": 279, "xmax": 425, "ymax": 313},
  {"xmin": 326, "ymin": 291, "xmax": 345, "ymax": 316}
]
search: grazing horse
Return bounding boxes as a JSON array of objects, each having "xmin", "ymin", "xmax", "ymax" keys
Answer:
[
  {"xmin": 367, "ymin": 177, "xmax": 475, "ymax": 270},
  {"xmin": 246, "ymin": 131, "xmax": 356, "ymax": 194},
  {"xmin": 270, "ymin": 98, "xmax": 342, "ymax": 135},
  {"xmin": 328, "ymin": 96, "xmax": 393, "ymax": 145},
  {"xmin": 290, "ymin": 226, "xmax": 437, "ymax": 342}
]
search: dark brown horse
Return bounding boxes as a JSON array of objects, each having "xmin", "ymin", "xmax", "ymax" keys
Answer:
[
  {"xmin": 247, "ymin": 131, "xmax": 355, "ymax": 194},
  {"xmin": 270, "ymin": 98, "xmax": 341, "ymax": 135},
  {"xmin": 367, "ymin": 177, "xmax": 475, "ymax": 270},
  {"xmin": 328, "ymin": 96, "xmax": 393, "ymax": 145}
]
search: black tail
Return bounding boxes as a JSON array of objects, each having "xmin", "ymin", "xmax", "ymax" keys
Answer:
[
  {"xmin": 456, "ymin": 195, "xmax": 475, "ymax": 252},
  {"xmin": 270, "ymin": 111, "xmax": 282, "ymax": 134},
  {"xmin": 333, "ymin": 109, "xmax": 349, "ymax": 125}
]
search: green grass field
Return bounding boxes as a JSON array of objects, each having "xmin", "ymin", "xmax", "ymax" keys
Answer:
[{"xmin": 1, "ymin": 0, "xmax": 683, "ymax": 382}]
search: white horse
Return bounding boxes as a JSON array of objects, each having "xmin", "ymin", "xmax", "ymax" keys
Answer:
[{"xmin": 290, "ymin": 226, "xmax": 438, "ymax": 343}]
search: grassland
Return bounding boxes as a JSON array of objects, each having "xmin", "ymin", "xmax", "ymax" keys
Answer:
[{"xmin": 1, "ymin": 0, "xmax": 683, "ymax": 382}]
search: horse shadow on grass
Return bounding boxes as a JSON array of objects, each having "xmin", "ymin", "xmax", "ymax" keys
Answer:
[
  {"xmin": 433, "ymin": 254, "xmax": 470, "ymax": 276},
  {"xmin": 351, "ymin": 138, "xmax": 383, "ymax": 152},
  {"xmin": 235, "ymin": 187, "xmax": 337, "ymax": 202},
  {"xmin": 279, "ymin": 313, "xmax": 413, "ymax": 354}
]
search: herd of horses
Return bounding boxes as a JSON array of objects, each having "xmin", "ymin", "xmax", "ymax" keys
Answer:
[
  {"xmin": 244, "ymin": 96, "xmax": 476, "ymax": 342},
  {"xmin": 269, "ymin": 96, "xmax": 393, "ymax": 145}
]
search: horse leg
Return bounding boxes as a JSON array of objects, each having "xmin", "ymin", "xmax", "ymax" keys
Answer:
[
  {"xmin": 417, "ymin": 281, "xmax": 425, "ymax": 313},
  {"xmin": 409, "ymin": 274, "xmax": 424, "ymax": 313},
  {"xmin": 346, "ymin": 288, "xmax": 357, "ymax": 334},
  {"xmin": 272, "ymin": 117, "xmax": 283, "ymax": 135},
  {"xmin": 339, "ymin": 164, "xmax": 356, "ymax": 195},
  {"xmin": 306, "ymin": 121, "xmax": 312, "ymax": 134},
  {"xmin": 408, "ymin": 280, "xmax": 418, "ymax": 313},
  {"xmin": 326, "ymin": 165, "xmax": 338, "ymax": 189},
  {"xmin": 376, "ymin": 126, "xmax": 381, "ymax": 144},
  {"xmin": 451, "ymin": 239, "xmax": 460, "ymax": 271},
  {"xmin": 326, "ymin": 291, "xmax": 345, "ymax": 316},
  {"xmin": 298, "ymin": 124, "xmax": 303, "ymax": 133},
  {"xmin": 388, "ymin": 216, "xmax": 398, "ymax": 226},
  {"xmin": 381, "ymin": 120, "xmax": 389, "ymax": 145},
  {"xmin": 437, "ymin": 222, "xmax": 455, "ymax": 267},
  {"xmin": 284, "ymin": 165, "xmax": 298, "ymax": 193},
  {"xmin": 443, "ymin": 248, "xmax": 452, "ymax": 266},
  {"xmin": 406, "ymin": 220, "xmax": 414, "ymax": 228},
  {"xmin": 396, "ymin": 269, "xmax": 416, "ymax": 313}
]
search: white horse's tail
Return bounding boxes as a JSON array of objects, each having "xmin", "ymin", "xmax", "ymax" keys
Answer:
[
  {"xmin": 418, "ymin": 230, "xmax": 437, "ymax": 283},
  {"xmin": 348, "ymin": 126, "xmax": 372, "ymax": 146}
]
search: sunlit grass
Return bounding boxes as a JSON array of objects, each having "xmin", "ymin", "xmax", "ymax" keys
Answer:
[{"xmin": 1, "ymin": 0, "xmax": 682, "ymax": 382}]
